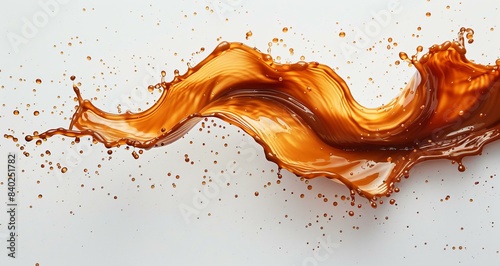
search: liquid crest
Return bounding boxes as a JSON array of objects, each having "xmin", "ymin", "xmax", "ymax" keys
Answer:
[{"xmin": 29, "ymin": 28, "xmax": 500, "ymax": 205}]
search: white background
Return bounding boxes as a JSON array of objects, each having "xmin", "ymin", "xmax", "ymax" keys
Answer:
[{"xmin": 0, "ymin": 0, "xmax": 499, "ymax": 265}]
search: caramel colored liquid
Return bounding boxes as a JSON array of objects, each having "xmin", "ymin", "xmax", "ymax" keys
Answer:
[{"xmin": 28, "ymin": 29, "xmax": 500, "ymax": 205}]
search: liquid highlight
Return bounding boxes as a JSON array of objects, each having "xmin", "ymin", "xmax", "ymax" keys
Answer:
[{"xmin": 28, "ymin": 28, "xmax": 500, "ymax": 205}]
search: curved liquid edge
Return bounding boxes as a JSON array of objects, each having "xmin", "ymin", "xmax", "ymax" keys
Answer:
[{"xmin": 28, "ymin": 33, "xmax": 500, "ymax": 205}]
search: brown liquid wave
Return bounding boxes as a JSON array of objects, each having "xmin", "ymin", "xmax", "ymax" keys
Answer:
[{"xmin": 28, "ymin": 29, "xmax": 500, "ymax": 205}]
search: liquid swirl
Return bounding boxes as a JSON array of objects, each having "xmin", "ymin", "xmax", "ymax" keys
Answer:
[{"xmin": 28, "ymin": 28, "xmax": 500, "ymax": 206}]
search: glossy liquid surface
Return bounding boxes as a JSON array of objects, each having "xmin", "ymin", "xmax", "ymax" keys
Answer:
[{"xmin": 29, "ymin": 29, "xmax": 500, "ymax": 205}]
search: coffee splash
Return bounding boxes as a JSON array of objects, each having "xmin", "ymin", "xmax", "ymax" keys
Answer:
[{"xmin": 27, "ymin": 28, "xmax": 500, "ymax": 206}]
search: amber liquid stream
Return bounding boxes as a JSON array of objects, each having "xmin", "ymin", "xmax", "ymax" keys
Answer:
[{"xmin": 27, "ymin": 28, "xmax": 500, "ymax": 206}]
